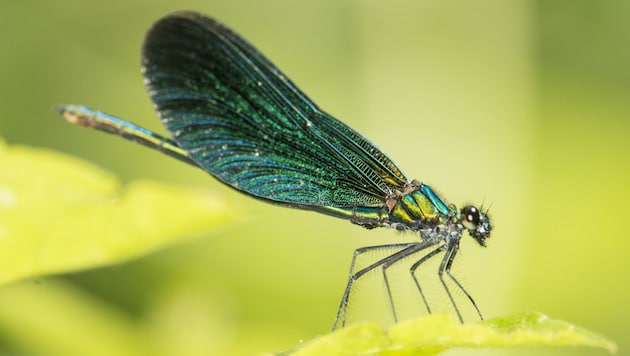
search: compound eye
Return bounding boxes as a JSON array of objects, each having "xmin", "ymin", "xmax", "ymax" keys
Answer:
[{"xmin": 461, "ymin": 205, "xmax": 480, "ymax": 231}]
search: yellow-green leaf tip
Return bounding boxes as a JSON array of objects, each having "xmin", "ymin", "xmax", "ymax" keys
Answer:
[{"xmin": 287, "ymin": 313, "xmax": 616, "ymax": 355}]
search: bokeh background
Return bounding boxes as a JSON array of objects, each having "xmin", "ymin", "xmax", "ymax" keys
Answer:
[{"xmin": 1, "ymin": 1, "xmax": 628, "ymax": 355}]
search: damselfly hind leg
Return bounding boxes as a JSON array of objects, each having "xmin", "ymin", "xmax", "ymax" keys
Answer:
[
  {"xmin": 332, "ymin": 243, "xmax": 415, "ymax": 330},
  {"xmin": 332, "ymin": 240, "xmax": 439, "ymax": 330}
]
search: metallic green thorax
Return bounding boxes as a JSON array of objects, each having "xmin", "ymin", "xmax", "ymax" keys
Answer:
[
  {"xmin": 321, "ymin": 180, "xmax": 458, "ymax": 231},
  {"xmin": 389, "ymin": 189, "xmax": 452, "ymax": 226}
]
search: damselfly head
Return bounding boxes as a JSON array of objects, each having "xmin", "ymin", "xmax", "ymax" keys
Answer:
[{"xmin": 460, "ymin": 205, "xmax": 492, "ymax": 246}]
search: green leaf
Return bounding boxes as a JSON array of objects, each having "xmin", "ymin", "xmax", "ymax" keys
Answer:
[
  {"xmin": 287, "ymin": 313, "xmax": 617, "ymax": 355},
  {"xmin": 0, "ymin": 139, "xmax": 234, "ymax": 286}
]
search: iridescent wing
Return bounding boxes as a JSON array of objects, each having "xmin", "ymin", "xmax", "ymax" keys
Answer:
[{"xmin": 142, "ymin": 11, "xmax": 408, "ymax": 213}]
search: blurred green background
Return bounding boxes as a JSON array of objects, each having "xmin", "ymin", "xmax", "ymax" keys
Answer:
[{"xmin": 1, "ymin": 0, "xmax": 628, "ymax": 355}]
